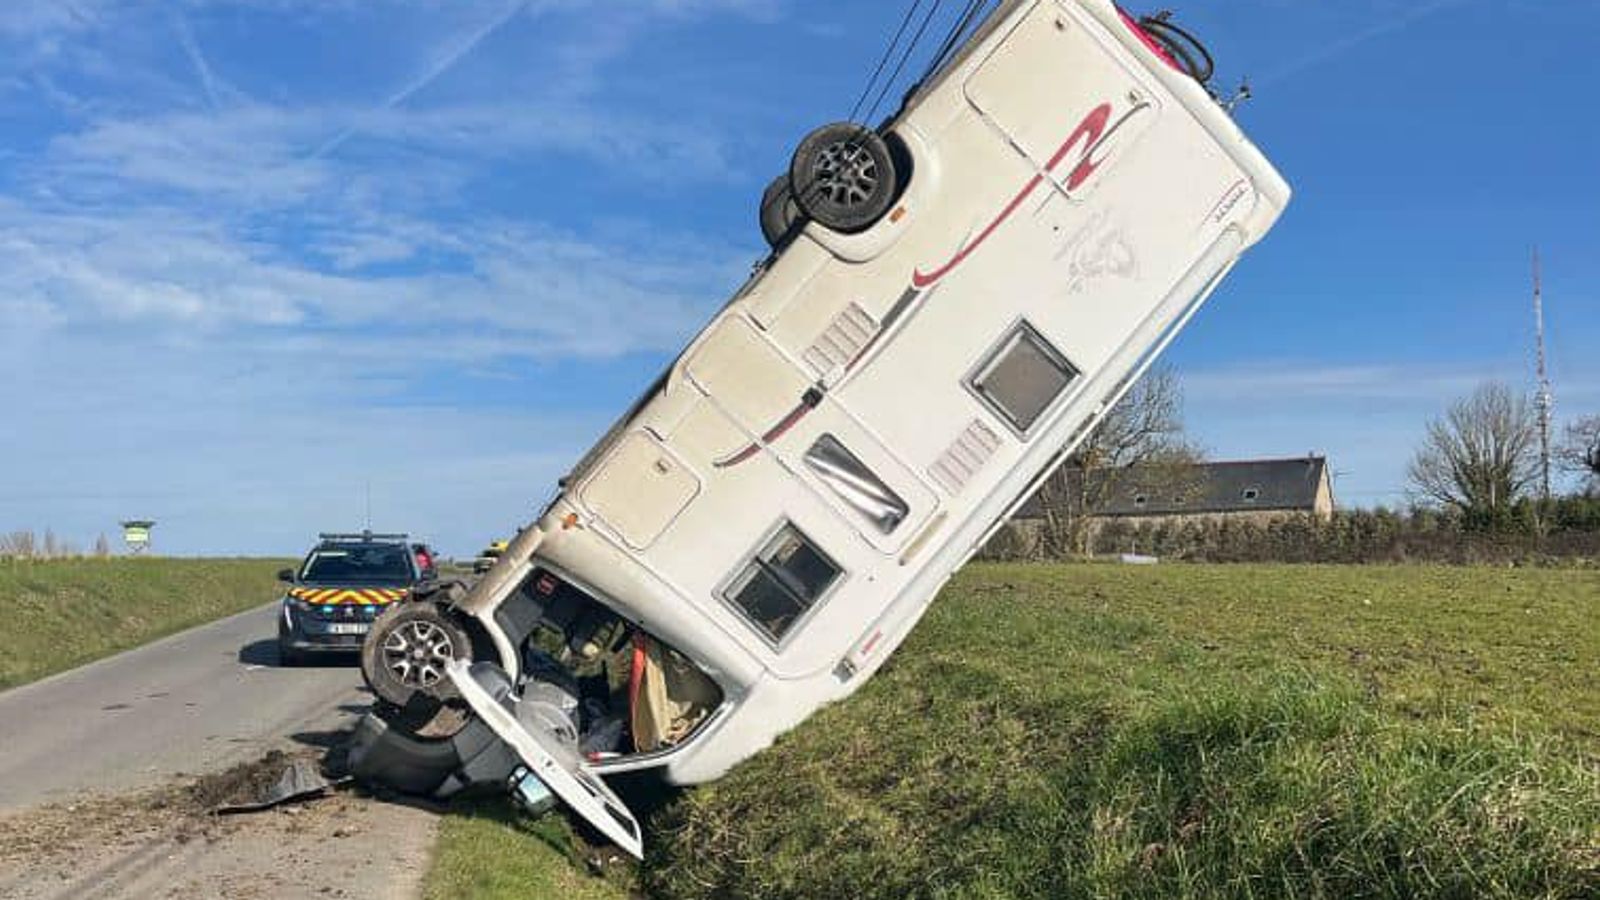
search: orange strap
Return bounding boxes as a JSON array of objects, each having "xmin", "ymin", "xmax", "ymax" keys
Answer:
[{"xmin": 627, "ymin": 632, "xmax": 648, "ymax": 751}]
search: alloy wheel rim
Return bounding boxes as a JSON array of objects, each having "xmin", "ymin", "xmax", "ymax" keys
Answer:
[
  {"xmin": 381, "ymin": 619, "xmax": 456, "ymax": 689},
  {"xmin": 812, "ymin": 140, "xmax": 880, "ymax": 207}
]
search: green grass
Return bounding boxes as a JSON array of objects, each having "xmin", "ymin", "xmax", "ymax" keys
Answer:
[
  {"xmin": 425, "ymin": 563, "xmax": 1600, "ymax": 899},
  {"xmin": 426, "ymin": 801, "xmax": 640, "ymax": 900},
  {"xmin": 0, "ymin": 557, "xmax": 290, "ymax": 689}
]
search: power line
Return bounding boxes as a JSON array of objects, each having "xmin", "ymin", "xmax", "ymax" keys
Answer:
[
  {"xmin": 860, "ymin": 0, "xmax": 945, "ymax": 126},
  {"xmin": 847, "ymin": 0, "xmax": 925, "ymax": 125}
]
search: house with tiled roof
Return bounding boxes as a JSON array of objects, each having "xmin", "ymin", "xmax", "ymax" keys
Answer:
[{"xmin": 1013, "ymin": 455, "xmax": 1336, "ymax": 526}]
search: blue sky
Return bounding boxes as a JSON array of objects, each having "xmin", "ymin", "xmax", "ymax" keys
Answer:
[{"xmin": 1, "ymin": 0, "xmax": 1595, "ymax": 556}]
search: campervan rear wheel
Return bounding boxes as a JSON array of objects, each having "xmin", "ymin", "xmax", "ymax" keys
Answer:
[
  {"xmin": 789, "ymin": 123, "xmax": 898, "ymax": 234},
  {"xmin": 759, "ymin": 175, "xmax": 802, "ymax": 246}
]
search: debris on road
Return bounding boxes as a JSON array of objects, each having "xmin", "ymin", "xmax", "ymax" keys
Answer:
[
  {"xmin": 0, "ymin": 743, "xmax": 434, "ymax": 900},
  {"xmin": 212, "ymin": 756, "xmax": 351, "ymax": 815}
]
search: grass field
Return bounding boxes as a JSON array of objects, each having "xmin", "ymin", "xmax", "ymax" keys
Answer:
[
  {"xmin": 0, "ymin": 557, "xmax": 290, "ymax": 689},
  {"xmin": 424, "ymin": 563, "xmax": 1600, "ymax": 900}
]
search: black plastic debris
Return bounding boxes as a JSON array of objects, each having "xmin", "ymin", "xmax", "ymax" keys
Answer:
[{"xmin": 214, "ymin": 757, "xmax": 351, "ymax": 815}]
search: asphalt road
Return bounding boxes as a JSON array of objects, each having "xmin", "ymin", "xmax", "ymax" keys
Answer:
[
  {"xmin": 0, "ymin": 602, "xmax": 370, "ymax": 810},
  {"xmin": 0, "ymin": 602, "xmax": 438, "ymax": 900}
]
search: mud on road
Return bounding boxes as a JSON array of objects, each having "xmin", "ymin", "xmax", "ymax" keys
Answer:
[{"xmin": 0, "ymin": 748, "xmax": 437, "ymax": 900}]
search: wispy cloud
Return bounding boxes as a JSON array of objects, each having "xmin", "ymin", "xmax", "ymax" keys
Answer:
[
  {"xmin": 172, "ymin": 13, "xmax": 230, "ymax": 111},
  {"xmin": 1184, "ymin": 362, "xmax": 1489, "ymax": 404},
  {"xmin": 1254, "ymin": 0, "xmax": 1479, "ymax": 87},
  {"xmin": 0, "ymin": 198, "xmax": 745, "ymax": 352},
  {"xmin": 313, "ymin": 0, "xmax": 531, "ymax": 157}
]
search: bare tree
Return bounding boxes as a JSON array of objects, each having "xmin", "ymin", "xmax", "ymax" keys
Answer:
[
  {"xmin": 94, "ymin": 533, "xmax": 112, "ymax": 558},
  {"xmin": 1034, "ymin": 367, "xmax": 1203, "ymax": 555},
  {"xmin": 1559, "ymin": 415, "xmax": 1600, "ymax": 491},
  {"xmin": 1407, "ymin": 382, "xmax": 1538, "ymax": 523},
  {"xmin": 0, "ymin": 531, "xmax": 32, "ymax": 559}
]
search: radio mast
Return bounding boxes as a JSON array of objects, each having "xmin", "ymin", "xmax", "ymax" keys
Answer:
[{"xmin": 1533, "ymin": 249, "xmax": 1553, "ymax": 503}]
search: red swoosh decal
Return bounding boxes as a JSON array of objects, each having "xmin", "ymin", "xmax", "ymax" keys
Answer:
[
  {"xmin": 912, "ymin": 103, "xmax": 1112, "ymax": 290},
  {"xmin": 713, "ymin": 392, "xmax": 820, "ymax": 469}
]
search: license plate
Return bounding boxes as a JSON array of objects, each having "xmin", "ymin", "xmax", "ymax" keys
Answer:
[{"xmin": 326, "ymin": 623, "xmax": 369, "ymax": 635}]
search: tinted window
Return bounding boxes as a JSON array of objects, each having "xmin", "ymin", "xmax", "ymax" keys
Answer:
[
  {"xmin": 969, "ymin": 323, "xmax": 1079, "ymax": 435},
  {"xmin": 724, "ymin": 525, "xmax": 841, "ymax": 644},
  {"xmin": 301, "ymin": 545, "xmax": 413, "ymax": 585}
]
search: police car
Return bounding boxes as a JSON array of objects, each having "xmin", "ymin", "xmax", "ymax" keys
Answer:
[{"xmin": 277, "ymin": 532, "xmax": 428, "ymax": 665}]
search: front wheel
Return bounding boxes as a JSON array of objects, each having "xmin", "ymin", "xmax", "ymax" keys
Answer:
[
  {"xmin": 277, "ymin": 640, "xmax": 304, "ymax": 667},
  {"xmin": 788, "ymin": 123, "xmax": 898, "ymax": 234},
  {"xmin": 361, "ymin": 602, "xmax": 474, "ymax": 737}
]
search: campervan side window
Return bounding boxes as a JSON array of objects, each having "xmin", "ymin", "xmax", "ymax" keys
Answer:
[
  {"xmin": 968, "ymin": 322, "xmax": 1079, "ymax": 436},
  {"xmin": 803, "ymin": 435, "xmax": 909, "ymax": 534},
  {"xmin": 723, "ymin": 524, "xmax": 841, "ymax": 644}
]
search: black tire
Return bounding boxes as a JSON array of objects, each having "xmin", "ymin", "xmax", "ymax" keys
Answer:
[
  {"xmin": 788, "ymin": 123, "xmax": 898, "ymax": 234},
  {"xmin": 759, "ymin": 175, "xmax": 802, "ymax": 246},
  {"xmin": 276, "ymin": 620, "xmax": 304, "ymax": 667},
  {"xmin": 361, "ymin": 601, "xmax": 473, "ymax": 714}
]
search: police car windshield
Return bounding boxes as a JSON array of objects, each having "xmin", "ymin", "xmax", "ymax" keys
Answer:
[{"xmin": 300, "ymin": 545, "xmax": 412, "ymax": 585}]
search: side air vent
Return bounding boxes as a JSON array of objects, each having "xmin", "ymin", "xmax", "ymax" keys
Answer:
[
  {"xmin": 802, "ymin": 302, "xmax": 879, "ymax": 378},
  {"xmin": 928, "ymin": 419, "xmax": 1002, "ymax": 495}
]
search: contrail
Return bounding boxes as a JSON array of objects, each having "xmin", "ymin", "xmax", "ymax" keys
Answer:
[
  {"xmin": 312, "ymin": 0, "xmax": 532, "ymax": 158},
  {"xmin": 174, "ymin": 14, "xmax": 225, "ymax": 110},
  {"xmin": 1254, "ymin": 0, "xmax": 1475, "ymax": 88}
]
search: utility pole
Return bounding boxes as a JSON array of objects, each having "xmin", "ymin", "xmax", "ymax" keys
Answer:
[{"xmin": 1533, "ymin": 249, "xmax": 1553, "ymax": 504}]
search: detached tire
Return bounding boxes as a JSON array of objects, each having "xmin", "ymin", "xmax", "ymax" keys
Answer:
[
  {"xmin": 759, "ymin": 175, "xmax": 802, "ymax": 247},
  {"xmin": 361, "ymin": 602, "xmax": 474, "ymax": 738},
  {"xmin": 788, "ymin": 123, "xmax": 897, "ymax": 234}
]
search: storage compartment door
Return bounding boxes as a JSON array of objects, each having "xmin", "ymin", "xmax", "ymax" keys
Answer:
[
  {"xmin": 964, "ymin": 1, "xmax": 1154, "ymax": 197},
  {"xmin": 578, "ymin": 430, "xmax": 700, "ymax": 550},
  {"xmin": 684, "ymin": 317, "xmax": 813, "ymax": 465}
]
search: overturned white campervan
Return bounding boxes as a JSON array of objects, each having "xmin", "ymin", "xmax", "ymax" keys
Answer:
[{"xmin": 353, "ymin": 0, "xmax": 1290, "ymax": 858}]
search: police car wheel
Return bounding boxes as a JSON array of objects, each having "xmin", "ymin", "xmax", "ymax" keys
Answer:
[
  {"xmin": 276, "ymin": 620, "xmax": 304, "ymax": 667},
  {"xmin": 361, "ymin": 602, "xmax": 471, "ymax": 711}
]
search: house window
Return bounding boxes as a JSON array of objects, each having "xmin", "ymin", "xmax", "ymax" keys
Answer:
[
  {"xmin": 1243, "ymin": 488, "xmax": 1260, "ymax": 502},
  {"xmin": 723, "ymin": 524, "xmax": 842, "ymax": 645},
  {"xmin": 804, "ymin": 435, "xmax": 908, "ymax": 534},
  {"xmin": 967, "ymin": 322, "xmax": 1079, "ymax": 436}
]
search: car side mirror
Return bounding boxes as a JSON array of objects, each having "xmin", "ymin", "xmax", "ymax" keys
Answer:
[{"xmin": 277, "ymin": 568, "xmax": 296, "ymax": 583}]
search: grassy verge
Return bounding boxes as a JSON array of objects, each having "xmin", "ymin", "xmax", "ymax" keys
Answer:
[
  {"xmin": 0, "ymin": 557, "xmax": 290, "ymax": 689},
  {"xmin": 426, "ymin": 563, "xmax": 1600, "ymax": 899},
  {"xmin": 427, "ymin": 801, "xmax": 638, "ymax": 900}
]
